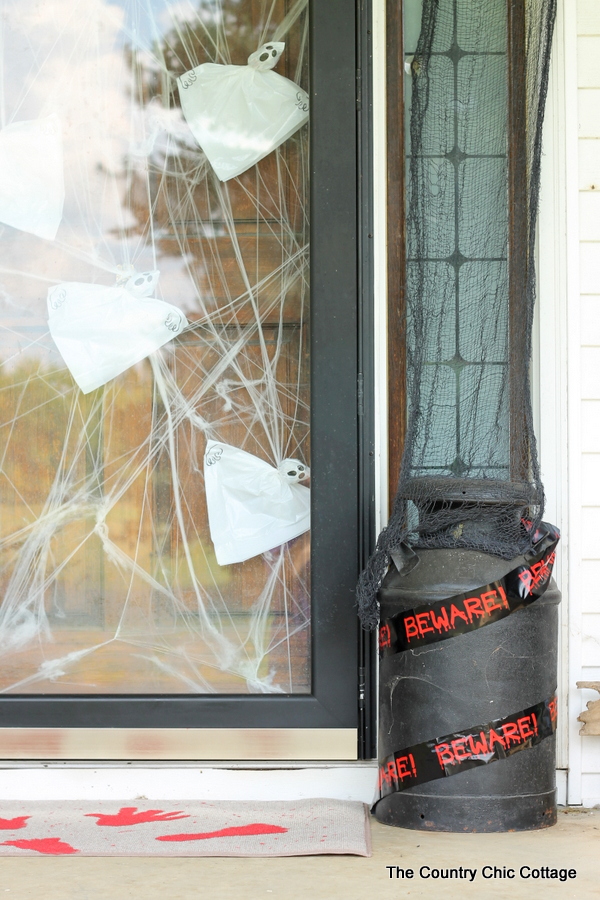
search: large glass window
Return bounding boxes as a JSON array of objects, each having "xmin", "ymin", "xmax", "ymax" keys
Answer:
[{"xmin": 0, "ymin": 0, "xmax": 311, "ymax": 695}]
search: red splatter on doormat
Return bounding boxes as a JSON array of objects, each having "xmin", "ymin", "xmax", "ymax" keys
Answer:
[{"xmin": 0, "ymin": 799, "xmax": 372, "ymax": 857}]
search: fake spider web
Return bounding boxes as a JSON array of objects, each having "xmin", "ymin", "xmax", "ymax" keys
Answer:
[{"xmin": 0, "ymin": 0, "xmax": 311, "ymax": 694}]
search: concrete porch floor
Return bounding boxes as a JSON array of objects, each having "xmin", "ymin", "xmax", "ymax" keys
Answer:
[{"xmin": 0, "ymin": 808, "xmax": 597, "ymax": 899}]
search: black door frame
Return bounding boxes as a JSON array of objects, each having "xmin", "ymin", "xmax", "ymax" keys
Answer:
[{"xmin": 0, "ymin": 0, "xmax": 377, "ymax": 756}]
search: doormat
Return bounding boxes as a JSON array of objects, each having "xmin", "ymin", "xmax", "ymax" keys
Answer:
[{"xmin": 0, "ymin": 799, "xmax": 372, "ymax": 857}]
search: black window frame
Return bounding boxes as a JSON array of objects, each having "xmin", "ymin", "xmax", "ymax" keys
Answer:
[{"xmin": 0, "ymin": 0, "xmax": 377, "ymax": 756}]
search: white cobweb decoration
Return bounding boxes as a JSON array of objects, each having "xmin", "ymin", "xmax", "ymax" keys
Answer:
[{"xmin": 0, "ymin": 0, "xmax": 311, "ymax": 694}]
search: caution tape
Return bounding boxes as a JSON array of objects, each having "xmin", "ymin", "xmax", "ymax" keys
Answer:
[
  {"xmin": 375, "ymin": 695, "xmax": 558, "ymax": 804},
  {"xmin": 379, "ymin": 523, "xmax": 559, "ymax": 656}
]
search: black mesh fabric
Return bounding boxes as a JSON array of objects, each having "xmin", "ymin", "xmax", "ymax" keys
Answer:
[{"xmin": 357, "ymin": 0, "xmax": 557, "ymax": 629}]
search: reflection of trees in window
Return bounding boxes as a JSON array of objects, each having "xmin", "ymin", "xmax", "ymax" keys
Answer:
[{"xmin": 0, "ymin": 1, "xmax": 313, "ymax": 695}]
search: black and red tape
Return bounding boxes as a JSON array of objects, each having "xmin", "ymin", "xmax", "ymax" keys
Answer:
[
  {"xmin": 379, "ymin": 523, "xmax": 560, "ymax": 656},
  {"xmin": 376, "ymin": 695, "xmax": 558, "ymax": 803}
]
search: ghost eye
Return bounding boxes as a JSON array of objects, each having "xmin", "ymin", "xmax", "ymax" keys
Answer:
[
  {"xmin": 134, "ymin": 277, "xmax": 144, "ymax": 286},
  {"xmin": 272, "ymin": 50, "xmax": 277, "ymax": 57},
  {"xmin": 260, "ymin": 52, "xmax": 269, "ymax": 61},
  {"xmin": 287, "ymin": 470, "xmax": 297, "ymax": 477},
  {"xmin": 147, "ymin": 275, "xmax": 153, "ymax": 282},
  {"xmin": 266, "ymin": 45, "xmax": 273, "ymax": 50}
]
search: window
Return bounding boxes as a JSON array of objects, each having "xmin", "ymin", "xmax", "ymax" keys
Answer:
[
  {"xmin": 0, "ymin": 0, "xmax": 366, "ymax": 748},
  {"xmin": 387, "ymin": 0, "xmax": 545, "ymax": 546}
]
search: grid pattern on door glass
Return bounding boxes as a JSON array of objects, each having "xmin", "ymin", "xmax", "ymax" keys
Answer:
[{"xmin": 404, "ymin": 0, "xmax": 510, "ymax": 480}]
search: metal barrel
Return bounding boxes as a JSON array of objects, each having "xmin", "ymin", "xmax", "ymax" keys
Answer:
[{"xmin": 375, "ymin": 547, "xmax": 560, "ymax": 832}]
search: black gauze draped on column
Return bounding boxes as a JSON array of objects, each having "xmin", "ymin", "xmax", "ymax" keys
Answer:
[{"xmin": 358, "ymin": 0, "xmax": 557, "ymax": 629}]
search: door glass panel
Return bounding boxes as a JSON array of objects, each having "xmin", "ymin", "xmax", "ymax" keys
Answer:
[
  {"xmin": 0, "ymin": 0, "xmax": 310, "ymax": 694},
  {"xmin": 403, "ymin": 0, "xmax": 510, "ymax": 481}
]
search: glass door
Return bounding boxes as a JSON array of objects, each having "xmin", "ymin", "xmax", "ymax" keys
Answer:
[{"xmin": 0, "ymin": 0, "xmax": 363, "ymax": 754}]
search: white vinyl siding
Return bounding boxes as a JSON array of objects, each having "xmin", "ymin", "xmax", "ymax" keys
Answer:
[{"xmin": 575, "ymin": 0, "xmax": 600, "ymax": 804}]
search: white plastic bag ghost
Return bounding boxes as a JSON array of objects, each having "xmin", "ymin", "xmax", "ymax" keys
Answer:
[
  {"xmin": 178, "ymin": 42, "xmax": 309, "ymax": 181},
  {"xmin": 0, "ymin": 115, "xmax": 64, "ymax": 240},
  {"xmin": 47, "ymin": 270, "xmax": 188, "ymax": 393},
  {"xmin": 204, "ymin": 440, "xmax": 310, "ymax": 565}
]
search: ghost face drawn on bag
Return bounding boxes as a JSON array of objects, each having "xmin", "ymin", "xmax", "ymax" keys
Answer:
[
  {"xmin": 278, "ymin": 459, "xmax": 310, "ymax": 484},
  {"xmin": 47, "ymin": 270, "xmax": 188, "ymax": 394},
  {"xmin": 123, "ymin": 270, "xmax": 160, "ymax": 297},
  {"xmin": 177, "ymin": 42, "xmax": 309, "ymax": 181}
]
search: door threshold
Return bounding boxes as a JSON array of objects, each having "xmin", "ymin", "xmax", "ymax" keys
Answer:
[
  {"xmin": 0, "ymin": 728, "xmax": 358, "ymax": 761},
  {"xmin": 0, "ymin": 762, "xmax": 379, "ymax": 804},
  {"xmin": 0, "ymin": 759, "xmax": 375, "ymax": 768}
]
